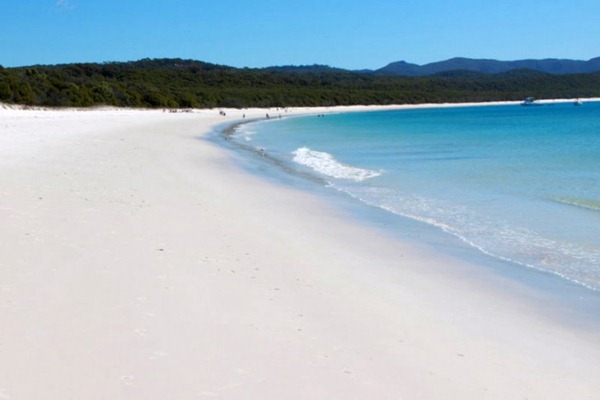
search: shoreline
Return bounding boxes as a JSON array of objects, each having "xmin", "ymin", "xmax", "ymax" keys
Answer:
[
  {"xmin": 3, "ymin": 95, "xmax": 600, "ymax": 115},
  {"xmin": 1, "ymin": 105, "xmax": 599, "ymax": 398},
  {"xmin": 214, "ymin": 104, "xmax": 600, "ymax": 320},
  {"xmin": 218, "ymin": 101, "xmax": 600, "ymax": 296}
]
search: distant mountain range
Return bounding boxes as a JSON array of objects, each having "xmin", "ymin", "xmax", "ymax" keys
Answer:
[
  {"xmin": 9, "ymin": 56, "xmax": 600, "ymax": 77},
  {"xmin": 374, "ymin": 57, "xmax": 600, "ymax": 76},
  {"xmin": 266, "ymin": 57, "xmax": 600, "ymax": 76}
]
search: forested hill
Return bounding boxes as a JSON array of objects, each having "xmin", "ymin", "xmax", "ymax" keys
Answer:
[
  {"xmin": 1, "ymin": 58, "xmax": 600, "ymax": 108},
  {"xmin": 376, "ymin": 57, "xmax": 600, "ymax": 76}
]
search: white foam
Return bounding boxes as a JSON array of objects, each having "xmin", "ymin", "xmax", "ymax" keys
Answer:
[
  {"xmin": 232, "ymin": 126, "xmax": 257, "ymax": 142},
  {"xmin": 335, "ymin": 185, "xmax": 600, "ymax": 291},
  {"xmin": 292, "ymin": 147, "xmax": 382, "ymax": 182}
]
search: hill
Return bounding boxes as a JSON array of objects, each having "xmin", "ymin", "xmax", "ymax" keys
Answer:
[
  {"xmin": 263, "ymin": 64, "xmax": 348, "ymax": 73},
  {"xmin": 1, "ymin": 58, "xmax": 600, "ymax": 108},
  {"xmin": 377, "ymin": 57, "xmax": 600, "ymax": 76}
]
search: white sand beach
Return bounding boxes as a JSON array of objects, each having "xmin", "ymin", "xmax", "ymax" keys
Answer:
[{"xmin": 1, "ymin": 105, "xmax": 599, "ymax": 399}]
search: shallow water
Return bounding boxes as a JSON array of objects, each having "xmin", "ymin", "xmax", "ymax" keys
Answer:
[{"xmin": 229, "ymin": 102, "xmax": 600, "ymax": 292}]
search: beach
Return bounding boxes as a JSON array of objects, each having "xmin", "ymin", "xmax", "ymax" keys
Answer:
[{"xmin": 1, "ymin": 105, "xmax": 599, "ymax": 399}]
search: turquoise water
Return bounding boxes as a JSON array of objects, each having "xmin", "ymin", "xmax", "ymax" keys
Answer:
[{"xmin": 230, "ymin": 103, "xmax": 600, "ymax": 291}]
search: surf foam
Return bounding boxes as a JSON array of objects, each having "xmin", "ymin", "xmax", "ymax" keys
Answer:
[{"xmin": 292, "ymin": 147, "xmax": 382, "ymax": 182}]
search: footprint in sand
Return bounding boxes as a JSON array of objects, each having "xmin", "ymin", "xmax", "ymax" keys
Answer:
[
  {"xmin": 149, "ymin": 351, "xmax": 168, "ymax": 360},
  {"xmin": 135, "ymin": 328, "xmax": 147, "ymax": 336}
]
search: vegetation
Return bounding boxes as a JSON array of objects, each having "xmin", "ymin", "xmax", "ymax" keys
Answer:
[
  {"xmin": 1, "ymin": 58, "xmax": 600, "ymax": 108},
  {"xmin": 376, "ymin": 56, "xmax": 600, "ymax": 76}
]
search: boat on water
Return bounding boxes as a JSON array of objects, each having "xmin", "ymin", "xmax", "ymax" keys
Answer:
[
  {"xmin": 574, "ymin": 99, "xmax": 583, "ymax": 106},
  {"xmin": 521, "ymin": 97, "xmax": 541, "ymax": 106}
]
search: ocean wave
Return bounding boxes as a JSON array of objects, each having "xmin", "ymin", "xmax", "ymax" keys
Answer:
[
  {"xmin": 334, "ymin": 185, "xmax": 600, "ymax": 291},
  {"xmin": 292, "ymin": 147, "xmax": 382, "ymax": 182},
  {"xmin": 552, "ymin": 196, "xmax": 600, "ymax": 212},
  {"xmin": 231, "ymin": 125, "xmax": 258, "ymax": 142}
]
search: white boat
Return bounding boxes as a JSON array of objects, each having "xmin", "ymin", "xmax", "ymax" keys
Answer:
[{"xmin": 521, "ymin": 97, "xmax": 539, "ymax": 106}]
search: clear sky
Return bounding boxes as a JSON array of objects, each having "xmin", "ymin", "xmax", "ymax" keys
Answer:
[{"xmin": 1, "ymin": 0, "xmax": 599, "ymax": 69}]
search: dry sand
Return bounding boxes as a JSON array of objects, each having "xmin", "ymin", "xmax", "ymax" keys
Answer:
[{"xmin": 1, "ymin": 105, "xmax": 599, "ymax": 399}]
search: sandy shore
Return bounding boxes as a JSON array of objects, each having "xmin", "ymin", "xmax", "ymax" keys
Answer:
[{"xmin": 1, "ymin": 104, "xmax": 599, "ymax": 399}]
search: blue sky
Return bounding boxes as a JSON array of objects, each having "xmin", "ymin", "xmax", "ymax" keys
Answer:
[{"xmin": 1, "ymin": 0, "xmax": 599, "ymax": 69}]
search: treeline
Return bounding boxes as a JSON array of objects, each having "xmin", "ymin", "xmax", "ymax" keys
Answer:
[{"xmin": 1, "ymin": 58, "xmax": 600, "ymax": 108}]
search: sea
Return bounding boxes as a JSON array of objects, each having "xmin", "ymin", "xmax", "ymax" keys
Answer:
[{"xmin": 225, "ymin": 101, "xmax": 600, "ymax": 294}]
